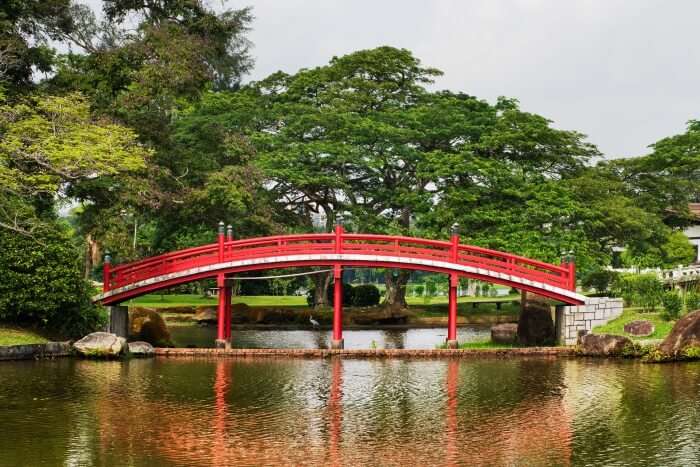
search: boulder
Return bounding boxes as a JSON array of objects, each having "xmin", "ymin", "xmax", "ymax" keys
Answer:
[
  {"xmin": 623, "ymin": 320, "xmax": 655, "ymax": 337},
  {"xmin": 518, "ymin": 300, "xmax": 555, "ymax": 346},
  {"xmin": 73, "ymin": 332, "xmax": 127, "ymax": 358},
  {"xmin": 193, "ymin": 306, "xmax": 217, "ymax": 323},
  {"xmin": 579, "ymin": 334, "xmax": 632, "ymax": 356},
  {"xmin": 129, "ymin": 308, "xmax": 172, "ymax": 347},
  {"xmin": 658, "ymin": 310, "xmax": 700, "ymax": 357},
  {"xmin": 128, "ymin": 341, "xmax": 155, "ymax": 357},
  {"xmin": 491, "ymin": 323, "xmax": 518, "ymax": 344}
]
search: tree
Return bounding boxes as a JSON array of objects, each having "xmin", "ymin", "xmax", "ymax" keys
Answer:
[
  {"xmin": 0, "ymin": 92, "xmax": 150, "ymax": 236},
  {"xmin": 0, "ymin": 0, "xmax": 74, "ymax": 93}
]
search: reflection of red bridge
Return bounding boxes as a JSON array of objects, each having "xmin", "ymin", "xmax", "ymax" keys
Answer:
[{"xmin": 94, "ymin": 223, "xmax": 586, "ymax": 348}]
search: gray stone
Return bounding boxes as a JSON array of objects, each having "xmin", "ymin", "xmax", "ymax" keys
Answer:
[
  {"xmin": 623, "ymin": 320, "xmax": 655, "ymax": 337},
  {"xmin": 73, "ymin": 332, "xmax": 127, "ymax": 358},
  {"xmin": 128, "ymin": 341, "xmax": 155, "ymax": 357},
  {"xmin": 491, "ymin": 323, "xmax": 518, "ymax": 344},
  {"xmin": 579, "ymin": 334, "xmax": 632, "ymax": 356}
]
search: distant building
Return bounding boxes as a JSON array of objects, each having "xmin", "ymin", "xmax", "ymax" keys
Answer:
[{"xmin": 685, "ymin": 203, "xmax": 700, "ymax": 263}]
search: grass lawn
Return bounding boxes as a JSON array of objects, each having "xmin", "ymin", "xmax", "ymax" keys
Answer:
[
  {"xmin": 591, "ymin": 307, "xmax": 675, "ymax": 341},
  {"xmin": 0, "ymin": 325, "xmax": 48, "ymax": 346},
  {"xmin": 128, "ymin": 294, "xmax": 308, "ymax": 308}
]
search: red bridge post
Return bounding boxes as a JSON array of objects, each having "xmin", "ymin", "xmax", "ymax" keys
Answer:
[
  {"xmin": 332, "ymin": 264, "xmax": 344, "ymax": 350},
  {"xmin": 447, "ymin": 273, "xmax": 459, "ymax": 348},
  {"xmin": 332, "ymin": 218, "xmax": 345, "ymax": 349},
  {"xmin": 446, "ymin": 224, "xmax": 460, "ymax": 348},
  {"xmin": 215, "ymin": 273, "xmax": 229, "ymax": 349}
]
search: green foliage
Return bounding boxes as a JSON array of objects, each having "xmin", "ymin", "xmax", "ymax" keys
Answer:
[
  {"xmin": 582, "ymin": 269, "xmax": 619, "ymax": 294},
  {"xmin": 0, "ymin": 227, "xmax": 106, "ymax": 337},
  {"xmin": 612, "ymin": 274, "xmax": 665, "ymax": 311},
  {"xmin": 661, "ymin": 291, "xmax": 683, "ymax": 321},
  {"xmin": 685, "ymin": 290, "xmax": 700, "ymax": 312},
  {"xmin": 661, "ymin": 231, "xmax": 697, "ymax": 267},
  {"xmin": 351, "ymin": 284, "xmax": 381, "ymax": 307},
  {"xmin": 681, "ymin": 346, "xmax": 700, "ymax": 360},
  {"xmin": 0, "ymin": 0, "xmax": 74, "ymax": 92}
]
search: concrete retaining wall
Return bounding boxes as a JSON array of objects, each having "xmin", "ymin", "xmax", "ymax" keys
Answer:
[
  {"xmin": 556, "ymin": 297, "xmax": 624, "ymax": 345},
  {"xmin": 0, "ymin": 342, "xmax": 72, "ymax": 361}
]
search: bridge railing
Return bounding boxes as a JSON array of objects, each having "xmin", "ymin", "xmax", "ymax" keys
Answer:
[{"xmin": 104, "ymin": 230, "xmax": 575, "ymax": 292}]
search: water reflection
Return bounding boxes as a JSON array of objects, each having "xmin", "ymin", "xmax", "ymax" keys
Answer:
[
  {"xmin": 1, "ymin": 358, "xmax": 700, "ymax": 466},
  {"xmin": 169, "ymin": 326, "xmax": 490, "ymax": 349}
]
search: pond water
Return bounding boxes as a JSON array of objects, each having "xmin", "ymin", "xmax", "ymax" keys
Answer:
[
  {"xmin": 169, "ymin": 325, "xmax": 490, "ymax": 349},
  {"xmin": 1, "ymin": 357, "xmax": 699, "ymax": 466}
]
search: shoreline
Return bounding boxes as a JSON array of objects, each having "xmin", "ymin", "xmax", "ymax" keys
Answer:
[{"xmin": 155, "ymin": 346, "xmax": 573, "ymax": 359}]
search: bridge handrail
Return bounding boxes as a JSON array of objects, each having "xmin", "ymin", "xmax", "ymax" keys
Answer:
[{"xmin": 104, "ymin": 231, "xmax": 574, "ymax": 291}]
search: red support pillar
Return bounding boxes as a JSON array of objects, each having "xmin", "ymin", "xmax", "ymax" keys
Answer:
[
  {"xmin": 224, "ymin": 284, "xmax": 232, "ymax": 342},
  {"xmin": 446, "ymin": 273, "xmax": 459, "ymax": 348},
  {"xmin": 215, "ymin": 273, "xmax": 228, "ymax": 349},
  {"xmin": 331, "ymin": 264, "xmax": 344, "ymax": 349}
]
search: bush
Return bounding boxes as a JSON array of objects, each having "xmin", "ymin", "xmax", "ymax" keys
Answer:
[
  {"xmin": 685, "ymin": 290, "xmax": 700, "ymax": 312},
  {"xmin": 582, "ymin": 269, "xmax": 619, "ymax": 294},
  {"xmin": 307, "ymin": 282, "xmax": 355, "ymax": 307},
  {"xmin": 0, "ymin": 227, "xmax": 106, "ymax": 338},
  {"xmin": 612, "ymin": 273, "xmax": 664, "ymax": 311},
  {"xmin": 352, "ymin": 284, "xmax": 381, "ymax": 307},
  {"xmin": 662, "ymin": 291, "xmax": 682, "ymax": 321},
  {"xmin": 328, "ymin": 282, "xmax": 354, "ymax": 306}
]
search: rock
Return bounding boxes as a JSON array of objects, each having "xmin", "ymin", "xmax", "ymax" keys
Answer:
[
  {"xmin": 491, "ymin": 323, "xmax": 518, "ymax": 344},
  {"xmin": 623, "ymin": 320, "xmax": 655, "ymax": 337},
  {"xmin": 193, "ymin": 306, "xmax": 217, "ymax": 323},
  {"xmin": 658, "ymin": 310, "xmax": 700, "ymax": 357},
  {"xmin": 128, "ymin": 341, "xmax": 155, "ymax": 357},
  {"xmin": 518, "ymin": 300, "xmax": 555, "ymax": 346},
  {"xmin": 230, "ymin": 303, "xmax": 253, "ymax": 324},
  {"xmin": 73, "ymin": 332, "xmax": 127, "ymax": 358},
  {"xmin": 129, "ymin": 308, "xmax": 173, "ymax": 347},
  {"xmin": 579, "ymin": 334, "xmax": 632, "ymax": 356}
]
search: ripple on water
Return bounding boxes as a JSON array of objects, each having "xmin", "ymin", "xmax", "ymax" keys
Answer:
[{"xmin": 1, "ymin": 357, "xmax": 700, "ymax": 466}]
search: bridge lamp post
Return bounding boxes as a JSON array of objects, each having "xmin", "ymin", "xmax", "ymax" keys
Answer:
[{"xmin": 120, "ymin": 209, "xmax": 138, "ymax": 252}]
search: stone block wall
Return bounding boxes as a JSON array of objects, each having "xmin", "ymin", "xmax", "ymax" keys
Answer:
[{"xmin": 555, "ymin": 297, "xmax": 624, "ymax": 345}]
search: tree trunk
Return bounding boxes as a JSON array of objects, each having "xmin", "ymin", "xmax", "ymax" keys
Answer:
[
  {"xmin": 384, "ymin": 269, "xmax": 411, "ymax": 309},
  {"xmin": 84, "ymin": 233, "xmax": 101, "ymax": 280},
  {"xmin": 312, "ymin": 270, "xmax": 332, "ymax": 308}
]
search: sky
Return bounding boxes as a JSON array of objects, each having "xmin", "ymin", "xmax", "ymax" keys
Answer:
[{"xmin": 85, "ymin": 0, "xmax": 700, "ymax": 159}]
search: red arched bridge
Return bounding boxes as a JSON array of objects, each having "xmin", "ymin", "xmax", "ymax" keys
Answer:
[{"xmin": 94, "ymin": 224, "xmax": 586, "ymax": 348}]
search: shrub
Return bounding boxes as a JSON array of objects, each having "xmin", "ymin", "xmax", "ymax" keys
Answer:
[
  {"xmin": 661, "ymin": 291, "xmax": 682, "ymax": 321},
  {"xmin": 414, "ymin": 285, "xmax": 424, "ymax": 296},
  {"xmin": 0, "ymin": 227, "xmax": 106, "ymax": 338},
  {"xmin": 582, "ymin": 269, "xmax": 619, "ymax": 294},
  {"xmin": 685, "ymin": 290, "xmax": 700, "ymax": 312},
  {"xmin": 612, "ymin": 273, "xmax": 664, "ymax": 311},
  {"xmin": 328, "ymin": 282, "xmax": 354, "ymax": 305},
  {"xmin": 682, "ymin": 346, "xmax": 700, "ymax": 360},
  {"xmin": 352, "ymin": 284, "xmax": 381, "ymax": 307},
  {"xmin": 308, "ymin": 283, "xmax": 355, "ymax": 307}
]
